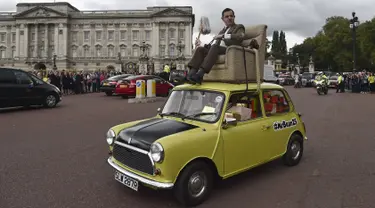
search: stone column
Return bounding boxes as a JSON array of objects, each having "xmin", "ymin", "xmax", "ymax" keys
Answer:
[
  {"xmin": 62, "ymin": 23, "xmax": 68, "ymax": 58},
  {"xmin": 184, "ymin": 22, "xmax": 190, "ymax": 56},
  {"xmin": 54, "ymin": 24, "xmax": 59, "ymax": 56},
  {"xmin": 152, "ymin": 22, "xmax": 159, "ymax": 57},
  {"xmin": 44, "ymin": 24, "xmax": 48, "ymax": 58},
  {"xmin": 34, "ymin": 24, "xmax": 38, "ymax": 57},
  {"xmin": 23, "ymin": 24, "xmax": 29, "ymax": 58},
  {"xmin": 15, "ymin": 24, "xmax": 20, "ymax": 58},
  {"xmin": 165, "ymin": 22, "xmax": 169, "ymax": 57},
  {"xmin": 187, "ymin": 22, "xmax": 192, "ymax": 56}
]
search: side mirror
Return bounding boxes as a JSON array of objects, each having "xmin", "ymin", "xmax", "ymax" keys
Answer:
[
  {"xmin": 157, "ymin": 108, "xmax": 161, "ymax": 113},
  {"xmin": 222, "ymin": 117, "xmax": 237, "ymax": 129},
  {"xmin": 28, "ymin": 82, "xmax": 34, "ymax": 88}
]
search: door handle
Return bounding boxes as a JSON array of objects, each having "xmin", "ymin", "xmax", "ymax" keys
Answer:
[{"xmin": 262, "ymin": 125, "xmax": 271, "ymax": 130}]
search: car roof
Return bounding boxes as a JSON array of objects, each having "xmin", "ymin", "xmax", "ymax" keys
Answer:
[{"xmin": 173, "ymin": 82, "xmax": 284, "ymax": 92}]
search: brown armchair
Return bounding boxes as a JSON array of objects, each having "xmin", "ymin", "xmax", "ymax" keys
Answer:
[{"xmin": 203, "ymin": 24, "xmax": 268, "ymax": 83}]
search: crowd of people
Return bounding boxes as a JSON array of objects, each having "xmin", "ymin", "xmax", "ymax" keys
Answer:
[
  {"xmin": 29, "ymin": 70, "xmax": 123, "ymax": 95},
  {"xmin": 342, "ymin": 71, "xmax": 375, "ymax": 94}
]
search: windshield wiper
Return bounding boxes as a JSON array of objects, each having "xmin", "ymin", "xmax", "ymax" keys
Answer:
[
  {"xmin": 159, "ymin": 112, "xmax": 186, "ymax": 120},
  {"xmin": 185, "ymin": 112, "xmax": 217, "ymax": 118}
]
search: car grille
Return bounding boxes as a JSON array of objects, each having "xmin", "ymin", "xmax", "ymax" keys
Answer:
[{"xmin": 112, "ymin": 143, "xmax": 154, "ymax": 175}]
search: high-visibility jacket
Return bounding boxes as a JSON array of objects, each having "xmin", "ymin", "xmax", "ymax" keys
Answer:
[
  {"xmin": 163, "ymin": 65, "xmax": 170, "ymax": 73},
  {"xmin": 369, "ymin": 75, "xmax": 375, "ymax": 84},
  {"xmin": 337, "ymin": 75, "xmax": 343, "ymax": 84}
]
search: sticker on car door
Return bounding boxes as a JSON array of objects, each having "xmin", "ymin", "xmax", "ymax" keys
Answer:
[{"xmin": 273, "ymin": 118, "xmax": 298, "ymax": 131}]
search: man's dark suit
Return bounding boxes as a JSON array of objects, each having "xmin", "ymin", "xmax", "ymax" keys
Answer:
[{"xmin": 188, "ymin": 24, "xmax": 246, "ymax": 74}]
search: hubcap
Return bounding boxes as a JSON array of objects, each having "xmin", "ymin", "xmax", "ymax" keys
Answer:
[
  {"xmin": 291, "ymin": 141, "xmax": 301, "ymax": 160},
  {"xmin": 188, "ymin": 171, "xmax": 207, "ymax": 198},
  {"xmin": 46, "ymin": 95, "xmax": 56, "ymax": 107}
]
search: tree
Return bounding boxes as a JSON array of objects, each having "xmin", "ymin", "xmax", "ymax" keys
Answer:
[
  {"xmin": 291, "ymin": 15, "xmax": 375, "ymax": 72},
  {"xmin": 271, "ymin": 31, "xmax": 279, "ymax": 55}
]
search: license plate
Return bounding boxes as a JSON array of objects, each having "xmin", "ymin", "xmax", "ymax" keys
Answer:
[
  {"xmin": 120, "ymin": 85, "xmax": 127, "ymax": 88},
  {"xmin": 103, "ymin": 83, "xmax": 109, "ymax": 86},
  {"xmin": 114, "ymin": 171, "xmax": 139, "ymax": 191}
]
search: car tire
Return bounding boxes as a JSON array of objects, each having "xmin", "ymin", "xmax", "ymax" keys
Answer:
[
  {"xmin": 121, "ymin": 95, "xmax": 128, "ymax": 99},
  {"xmin": 105, "ymin": 92, "xmax": 113, "ymax": 96},
  {"xmin": 43, "ymin": 93, "xmax": 58, "ymax": 108},
  {"xmin": 174, "ymin": 161, "xmax": 214, "ymax": 207},
  {"xmin": 283, "ymin": 134, "xmax": 303, "ymax": 166}
]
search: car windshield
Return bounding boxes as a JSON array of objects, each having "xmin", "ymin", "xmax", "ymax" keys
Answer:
[
  {"xmin": 329, "ymin": 76, "xmax": 338, "ymax": 80},
  {"xmin": 161, "ymin": 90, "xmax": 225, "ymax": 123},
  {"xmin": 28, "ymin": 73, "xmax": 45, "ymax": 84},
  {"xmin": 108, "ymin": 75, "xmax": 130, "ymax": 81}
]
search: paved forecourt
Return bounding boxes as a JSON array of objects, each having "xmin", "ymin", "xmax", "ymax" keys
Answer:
[{"xmin": 0, "ymin": 88, "xmax": 374, "ymax": 208}]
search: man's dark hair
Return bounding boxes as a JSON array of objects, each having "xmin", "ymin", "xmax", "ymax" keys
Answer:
[{"xmin": 222, "ymin": 8, "xmax": 235, "ymax": 17}]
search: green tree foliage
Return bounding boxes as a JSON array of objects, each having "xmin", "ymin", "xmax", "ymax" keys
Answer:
[
  {"xmin": 271, "ymin": 30, "xmax": 288, "ymax": 63},
  {"xmin": 292, "ymin": 16, "xmax": 375, "ymax": 71}
]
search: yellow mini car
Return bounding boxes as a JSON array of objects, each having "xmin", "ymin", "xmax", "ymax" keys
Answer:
[{"xmin": 106, "ymin": 82, "xmax": 307, "ymax": 206}]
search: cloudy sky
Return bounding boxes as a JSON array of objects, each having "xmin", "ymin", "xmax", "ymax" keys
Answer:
[{"xmin": 2, "ymin": 0, "xmax": 375, "ymax": 49}]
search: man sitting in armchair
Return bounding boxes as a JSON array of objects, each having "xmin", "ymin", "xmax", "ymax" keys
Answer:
[{"xmin": 187, "ymin": 8, "xmax": 259, "ymax": 84}]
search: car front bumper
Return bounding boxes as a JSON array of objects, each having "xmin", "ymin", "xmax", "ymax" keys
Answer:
[{"xmin": 107, "ymin": 157, "xmax": 174, "ymax": 189}]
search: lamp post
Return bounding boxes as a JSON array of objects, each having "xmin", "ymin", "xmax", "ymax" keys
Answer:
[
  {"xmin": 350, "ymin": 12, "xmax": 359, "ymax": 72},
  {"xmin": 139, "ymin": 41, "xmax": 149, "ymax": 74},
  {"xmin": 176, "ymin": 41, "xmax": 185, "ymax": 70},
  {"xmin": 53, "ymin": 53, "xmax": 57, "ymax": 70}
]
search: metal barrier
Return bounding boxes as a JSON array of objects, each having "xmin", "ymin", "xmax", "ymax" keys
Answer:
[{"xmin": 135, "ymin": 80, "xmax": 146, "ymax": 98}]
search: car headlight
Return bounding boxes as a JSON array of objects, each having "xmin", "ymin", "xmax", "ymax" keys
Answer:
[
  {"xmin": 106, "ymin": 129, "xmax": 116, "ymax": 145},
  {"xmin": 150, "ymin": 142, "xmax": 164, "ymax": 163}
]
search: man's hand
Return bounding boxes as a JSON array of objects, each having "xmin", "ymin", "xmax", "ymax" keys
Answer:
[
  {"xmin": 195, "ymin": 38, "xmax": 201, "ymax": 48},
  {"xmin": 213, "ymin": 34, "xmax": 224, "ymax": 40}
]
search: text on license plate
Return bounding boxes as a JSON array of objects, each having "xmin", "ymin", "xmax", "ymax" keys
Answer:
[
  {"xmin": 114, "ymin": 171, "xmax": 139, "ymax": 191},
  {"xmin": 103, "ymin": 83, "xmax": 109, "ymax": 86},
  {"xmin": 120, "ymin": 85, "xmax": 127, "ymax": 88}
]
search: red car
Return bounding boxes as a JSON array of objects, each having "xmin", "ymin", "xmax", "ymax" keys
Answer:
[{"xmin": 115, "ymin": 75, "xmax": 174, "ymax": 99}]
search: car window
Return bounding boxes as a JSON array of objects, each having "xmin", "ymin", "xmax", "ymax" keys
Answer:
[
  {"xmin": 262, "ymin": 90, "xmax": 291, "ymax": 116},
  {"xmin": 0, "ymin": 69, "xmax": 16, "ymax": 84},
  {"xmin": 225, "ymin": 92, "xmax": 262, "ymax": 122},
  {"xmin": 14, "ymin": 71, "xmax": 33, "ymax": 85}
]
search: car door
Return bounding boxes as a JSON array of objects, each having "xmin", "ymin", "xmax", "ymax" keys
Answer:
[
  {"xmin": 13, "ymin": 70, "xmax": 37, "ymax": 105},
  {"xmin": 261, "ymin": 89, "xmax": 297, "ymax": 159},
  {"xmin": 0, "ymin": 69, "xmax": 18, "ymax": 108},
  {"xmin": 153, "ymin": 77, "xmax": 167, "ymax": 95},
  {"xmin": 221, "ymin": 92, "xmax": 268, "ymax": 176}
]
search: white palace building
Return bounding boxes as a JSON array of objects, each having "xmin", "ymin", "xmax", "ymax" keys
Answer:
[{"xmin": 0, "ymin": 2, "xmax": 195, "ymax": 72}]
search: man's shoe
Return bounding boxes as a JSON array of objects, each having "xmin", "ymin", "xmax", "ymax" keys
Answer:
[
  {"xmin": 191, "ymin": 69, "xmax": 205, "ymax": 85},
  {"xmin": 186, "ymin": 68, "xmax": 198, "ymax": 84}
]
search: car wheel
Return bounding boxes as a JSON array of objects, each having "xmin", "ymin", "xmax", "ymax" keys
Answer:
[
  {"xmin": 174, "ymin": 161, "xmax": 214, "ymax": 207},
  {"xmin": 121, "ymin": 95, "xmax": 128, "ymax": 99},
  {"xmin": 44, "ymin": 93, "xmax": 57, "ymax": 108},
  {"xmin": 105, "ymin": 92, "xmax": 113, "ymax": 96},
  {"xmin": 283, "ymin": 134, "xmax": 304, "ymax": 166}
]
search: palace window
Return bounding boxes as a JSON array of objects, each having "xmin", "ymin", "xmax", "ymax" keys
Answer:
[
  {"xmin": 96, "ymin": 31, "xmax": 102, "ymax": 41},
  {"xmin": 0, "ymin": 33, "xmax": 5, "ymax": 42},
  {"xmin": 96, "ymin": 45, "xmax": 102, "ymax": 57},
  {"xmin": 108, "ymin": 45, "xmax": 114, "ymax": 57},
  {"xmin": 119, "ymin": 45, "xmax": 126, "ymax": 57},
  {"xmin": 169, "ymin": 44, "xmax": 175, "ymax": 57},
  {"xmin": 11, "ymin": 46, "xmax": 15, "ymax": 58},
  {"xmin": 169, "ymin": 29, "xmax": 176, "ymax": 39},
  {"xmin": 145, "ymin": 31, "xmax": 151, "ymax": 41},
  {"xmin": 108, "ymin": 31, "xmax": 114, "ymax": 41},
  {"xmin": 120, "ymin": 31, "xmax": 126, "ymax": 40},
  {"xmin": 160, "ymin": 30, "xmax": 165, "ymax": 39},
  {"xmin": 84, "ymin": 31, "xmax": 90, "ymax": 41},
  {"xmin": 12, "ymin": 33, "xmax": 16, "ymax": 43},
  {"xmin": 132, "ymin": 31, "xmax": 139, "ymax": 40},
  {"xmin": 179, "ymin": 29, "xmax": 185, "ymax": 39},
  {"xmin": 72, "ymin": 46, "xmax": 77, "ymax": 58},
  {"xmin": 0, "ymin": 46, "xmax": 6, "ymax": 58},
  {"xmin": 83, "ymin": 46, "xmax": 90, "ymax": 57},
  {"xmin": 132, "ymin": 45, "xmax": 139, "ymax": 56},
  {"xmin": 72, "ymin": 32, "xmax": 78, "ymax": 42},
  {"xmin": 159, "ymin": 45, "xmax": 165, "ymax": 57}
]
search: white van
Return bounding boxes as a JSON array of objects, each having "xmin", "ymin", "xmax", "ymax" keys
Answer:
[{"xmin": 263, "ymin": 65, "xmax": 278, "ymax": 83}]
